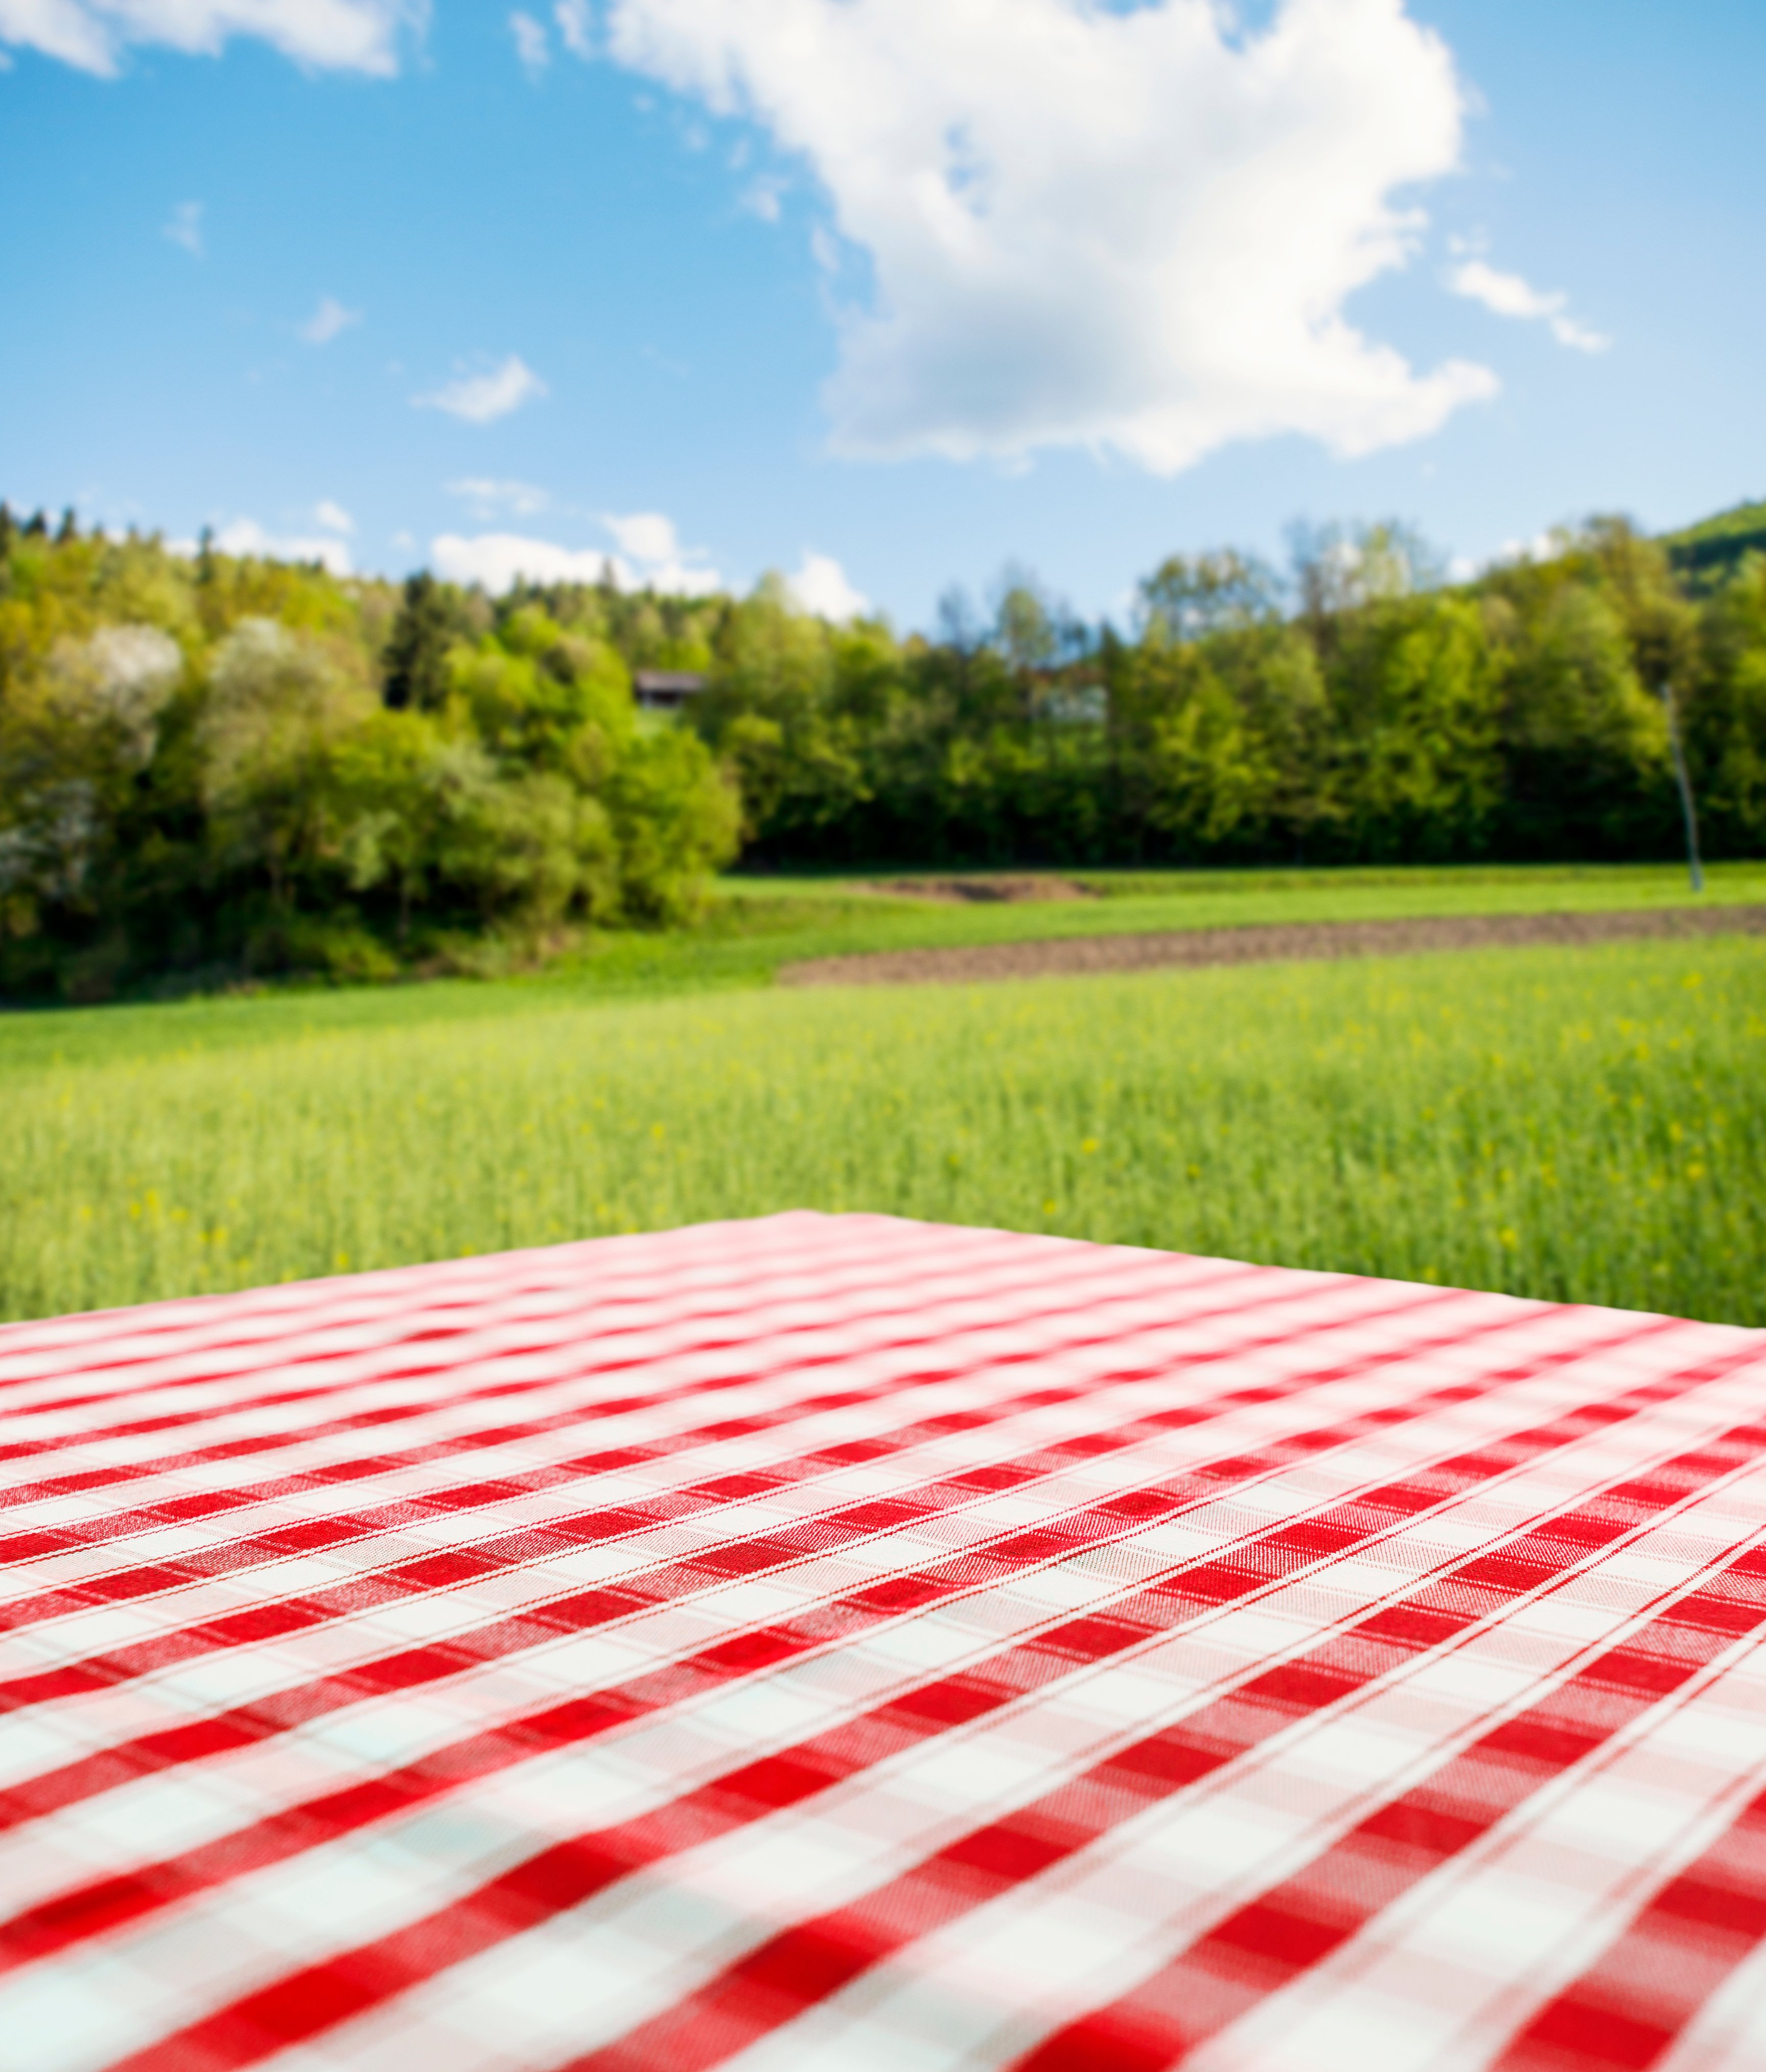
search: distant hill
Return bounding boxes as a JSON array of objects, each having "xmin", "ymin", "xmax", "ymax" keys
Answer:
[{"xmin": 1659, "ymin": 498, "xmax": 1766, "ymax": 589}]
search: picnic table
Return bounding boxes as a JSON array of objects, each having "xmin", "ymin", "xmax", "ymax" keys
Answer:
[{"xmin": 4, "ymin": 1212, "xmax": 1764, "ymax": 2071}]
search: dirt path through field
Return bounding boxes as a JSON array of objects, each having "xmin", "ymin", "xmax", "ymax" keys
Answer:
[{"xmin": 779, "ymin": 903, "xmax": 1766, "ymax": 988}]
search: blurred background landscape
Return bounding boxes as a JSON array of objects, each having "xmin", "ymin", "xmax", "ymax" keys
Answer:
[{"xmin": 2, "ymin": 0, "xmax": 1761, "ymax": 1328}]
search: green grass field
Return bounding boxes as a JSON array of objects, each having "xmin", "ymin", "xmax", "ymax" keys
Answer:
[
  {"xmin": 1, "ymin": 865, "xmax": 1760, "ymax": 1326},
  {"xmin": 3, "ymin": 857, "xmax": 1760, "ymax": 1075}
]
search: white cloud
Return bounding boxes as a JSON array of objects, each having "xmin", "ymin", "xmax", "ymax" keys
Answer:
[
  {"xmin": 786, "ymin": 550, "xmax": 868, "ymax": 621},
  {"xmin": 602, "ymin": 0, "xmax": 1497, "ymax": 475},
  {"xmin": 300, "ymin": 295, "xmax": 361, "ymax": 345},
  {"xmin": 314, "ymin": 500, "xmax": 354, "ymax": 533},
  {"xmin": 182, "ymin": 518, "xmax": 353, "ymax": 575},
  {"xmin": 603, "ymin": 510, "xmax": 685, "ymax": 565},
  {"xmin": 414, "ymin": 355, "xmax": 548, "ymax": 424},
  {"xmin": 2, "ymin": 0, "xmax": 421, "ymax": 76},
  {"xmin": 432, "ymin": 534, "xmax": 610, "ymax": 593},
  {"xmin": 162, "ymin": 201, "xmax": 203, "ymax": 257},
  {"xmin": 510, "ymin": 7, "xmax": 548, "ymax": 72},
  {"xmin": 554, "ymin": 0, "xmax": 592, "ymax": 57},
  {"xmin": 448, "ymin": 477, "xmax": 552, "ymax": 518},
  {"xmin": 1551, "ymin": 316, "xmax": 1610, "ymax": 356},
  {"xmin": 432, "ymin": 514, "xmax": 724, "ymax": 597},
  {"xmin": 602, "ymin": 510, "xmax": 725, "ymax": 592},
  {"xmin": 741, "ymin": 174, "xmax": 786, "ymax": 223},
  {"xmin": 1447, "ymin": 258, "xmax": 1610, "ymax": 354}
]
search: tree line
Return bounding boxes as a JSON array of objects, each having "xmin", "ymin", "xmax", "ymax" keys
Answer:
[
  {"xmin": 1, "ymin": 501, "xmax": 1761, "ymax": 998},
  {"xmin": 680, "ymin": 517, "xmax": 1763, "ymax": 872},
  {"xmin": 0, "ymin": 511, "xmax": 737, "ymax": 998}
]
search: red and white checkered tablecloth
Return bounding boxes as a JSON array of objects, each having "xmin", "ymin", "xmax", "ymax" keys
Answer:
[{"xmin": 4, "ymin": 1214, "xmax": 1766, "ymax": 2072}]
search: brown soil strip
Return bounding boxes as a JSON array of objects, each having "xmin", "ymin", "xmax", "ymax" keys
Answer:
[{"xmin": 779, "ymin": 904, "xmax": 1766, "ymax": 989}]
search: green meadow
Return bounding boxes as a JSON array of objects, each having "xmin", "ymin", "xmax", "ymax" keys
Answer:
[{"xmin": 1, "ymin": 862, "xmax": 1760, "ymax": 1328}]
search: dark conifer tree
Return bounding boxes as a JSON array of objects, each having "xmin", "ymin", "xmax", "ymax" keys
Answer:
[
  {"xmin": 55, "ymin": 506, "xmax": 78, "ymax": 544},
  {"xmin": 383, "ymin": 571, "xmax": 461, "ymax": 711}
]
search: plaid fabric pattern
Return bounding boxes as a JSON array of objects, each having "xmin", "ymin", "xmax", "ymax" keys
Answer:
[{"xmin": 3, "ymin": 1212, "xmax": 1764, "ymax": 2072}]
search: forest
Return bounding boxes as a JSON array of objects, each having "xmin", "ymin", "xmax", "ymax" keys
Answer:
[{"xmin": 1, "ymin": 499, "xmax": 1762, "ymax": 999}]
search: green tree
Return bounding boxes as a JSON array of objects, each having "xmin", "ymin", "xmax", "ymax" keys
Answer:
[
  {"xmin": 1138, "ymin": 642, "xmax": 1275, "ymax": 848},
  {"xmin": 604, "ymin": 726, "xmax": 740, "ymax": 921},
  {"xmin": 692, "ymin": 579, "xmax": 875, "ymax": 847},
  {"xmin": 1491, "ymin": 581, "xmax": 1667, "ymax": 853},
  {"xmin": 1138, "ymin": 550, "xmax": 1284, "ymax": 642},
  {"xmin": 0, "ymin": 622, "xmax": 184, "ymax": 936},
  {"xmin": 1329, "ymin": 594, "xmax": 1499, "ymax": 857},
  {"xmin": 199, "ymin": 618, "xmax": 377, "ymax": 906},
  {"xmin": 383, "ymin": 572, "xmax": 468, "ymax": 712},
  {"xmin": 1690, "ymin": 553, "xmax": 1766, "ymax": 852},
  {"xmin": 451, "ymin": 607, "xmax": 635, "ymax": 773}
]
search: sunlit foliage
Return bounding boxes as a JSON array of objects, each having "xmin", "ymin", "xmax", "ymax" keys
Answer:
[
  {"xmin": 0, "ymin": 517, "xmax": 738, "ymax": 997},
  {"xmin": 2, "ymin": 503, "xmax": 1761, "ymax": 998}
]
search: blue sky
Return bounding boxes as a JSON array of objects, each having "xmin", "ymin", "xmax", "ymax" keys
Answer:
[{"xmin": 2, "ymin": 0, "xmax": 1761, "ymax": 627}]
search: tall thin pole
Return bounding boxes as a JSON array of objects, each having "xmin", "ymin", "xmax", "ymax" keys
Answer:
[{"xmin": 1661, "ymin": 681, "xmax": 1705, "ymax": 894}]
